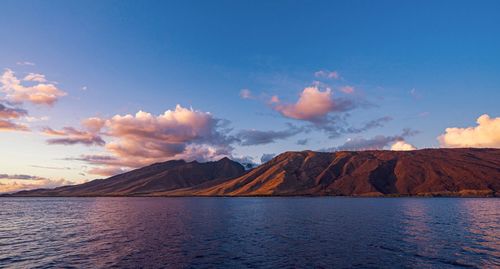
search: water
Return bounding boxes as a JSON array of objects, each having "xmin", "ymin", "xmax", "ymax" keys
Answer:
[{"xmin": 0, "ymin": 198, "xmax": 498, "ymax": 268}]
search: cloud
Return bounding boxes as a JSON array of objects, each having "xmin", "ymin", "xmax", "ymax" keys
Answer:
[
  {"xmin": 340, "ymin": 86, "xmax": 355, "ymax": 94},
  {"xmin": 1, "ymin": 68, "xmax": 66, "ymax": 106},
  {"xmin": 270, "ymin": 95, "xmax": 280, "ymax": 103},
  {"xmin": 43, "ymin": 127, "xmax": 105, "ymax": 146},
  {"xmin": 0, "ymin": 120, "xmax": 29, "ymax": 131},
  {"xmin": 0, "ymin": 174, "xmax": 45, "ymax": 180},
  {"xmin": 410, "ymin": 88, "xmax": 422, "ymax": 100},
  {"xmin": 24, "ymin": 116, "xmax": 49, "ymax": 122},
  {"xmin": 390, "ymin": 141, "xmax": 416, "ymax": 151},
  {"xmin": 297, "ymin": 138, "xmax": 308, "ymax": 145},
  {"xmin": 239, "ymin": 89, "xmax": 253, "ymax": 99},
  {"xmin": 344, "ymin": 116, "xmax": 393, "ymax": 134},
  {"xmin": 168, "ymin": 144, "xmax": 233, "ymax": 164},
  {"xmin": 102, "ymin": 105, "xmax": 230, "ymax": 161},
  {"xmin": 16, "ymin": 61, "xmax": 35, "ymax": 66},
  {"xmin": 314, "ymin": 70, "xmax": 340, "ymax": 80},
  {"xmin": 260, "ymin": 153, "xmax": 276, "ymax": 163},
  {"xmin": 0, "ymin": 103, "xmax": 30, "ymax": 131},
  {"xmin": 328, "ymin": 129, "xmax": 418, "ymax": 151},
  {"xmin": 30, "ymin": 165, "xmax": 71, "ymax": 170},
  {"xmin": 0, "ymin": 103, "xmax": 27, "ymax": 119},
  {"xmin": 438, "ymin": 114, "xmax": 500, "ymax": 148},
  {"xmin": 314, "ymin": 115, "xmax": 392, "ymax": 138},
  {"xmin": 82, "ymin": 117, "xmax": 106, "ymax": 133},
  {"xmin": 24, "ymin": 73, "xmax": 47, "ymax": 83},
  {"xmin": 87, "ymin": 166, "xmax": 129, "ymax": 177},
  {"xmin": 235, "ymin": 124, "xmax": 302, "ymax": 146},
  {"xmin": 61, "ymin": 105, "xmax": 235, "ymax": 170},
  {"xmin": 231, "ymin": 155, "xmax": 257, "ymax": 169},
  {"xmin": 0, "ymin": 178, "xmax": 74, "ymax": 194},
  {"xmin": 72, "ymin": 144, "xmax": 233, "ymax": 170},
  {"xmin": 272, "ymin": 86, "xmax": 354, "ymax": 122}
]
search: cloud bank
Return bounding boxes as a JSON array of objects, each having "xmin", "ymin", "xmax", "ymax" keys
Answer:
[
  {"xmin": 55, "ymin": 105, "xmax": 235, "ymax": 174},
  {"xmin": 438, "ymin": 114, "xmax": 500, "ymax": 148},
  {"xmin": 0, "ymin": 177, "xmax": 74, "ymax": 194}
]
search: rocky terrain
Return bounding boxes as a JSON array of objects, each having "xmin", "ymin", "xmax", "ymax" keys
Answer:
[
  {"xmin": 8, "ymin": 148, "xmax": 500, "ymax": 197},
  {"xmin": 11, "ymin": 157, "xmax": 245, "ymax": 196}
]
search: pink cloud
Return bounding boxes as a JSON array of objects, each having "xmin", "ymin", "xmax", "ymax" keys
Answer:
[
  {"xmin": 0, "ymin": 177, "xmax": 74, "ymax": 194},
  {"xmin": 0, "ymin": 120, "xmax": 29, "ymax": 131},
  {"xmin": 23, "ymin": 73, "xmax": 47, "ymax": 83},
  {"xmin": 82, "ymin": 117, "xmax": 106, "ymax": 133},
  {"xmin": 0, "ymin": 103, "xmax": 29, "ymax": 132},
  {"xmin": 0, "ymin": 103, "xmax": 27, "ymax": 119},
  {"xmin": 43, "ymin": 127, "xmax": 105, "ymax": 146},
  {"xmin": 59, "ymin": 105, "xmax": 234, "ymax": 171},
  {"xmin": 1, "ymin": 69, "xmax": 66, "ymax": 106},
  {"xmin": 270, "ymin": 95, "xmax": 280, "ymax": 103},
  {"xmin": 87, "ymin": 166, "xmax": 129, "ymax": 177},
  {"xmin": 340, "ymin": 86, "xmax": 355, "ymax": 94},
  {"xmin": 272, "ymin": 86, "xmax": 353, "ymax": 121}
]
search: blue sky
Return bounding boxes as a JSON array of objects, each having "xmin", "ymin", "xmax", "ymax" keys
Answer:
[{"xmin": 0, "ymin": 0, "xmax": 499, "ymax": 191}]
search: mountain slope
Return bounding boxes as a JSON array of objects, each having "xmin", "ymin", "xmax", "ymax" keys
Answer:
[
  {"xmin": 8, "ymin": 148, "xmax": 500, "ymax": 197},
  {"xmin": 11, "ymin": 157, "xmax": 245, "ymax": 196},
  {"xmin": 166, "ymin": 148, "xmax": 500, "ymax": 197}
]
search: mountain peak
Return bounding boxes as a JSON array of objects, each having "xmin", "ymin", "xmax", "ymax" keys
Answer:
[{"xmin": 218, "ymin": 156, "xmax": 232, "ymax": 162}]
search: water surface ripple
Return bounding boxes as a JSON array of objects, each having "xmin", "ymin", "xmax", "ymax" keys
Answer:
[{"xmin": 0, "ymin": 197, "xmax": 498, "ymax": 268}]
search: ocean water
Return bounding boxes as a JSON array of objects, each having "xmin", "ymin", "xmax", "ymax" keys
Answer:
[{"xmin": 0, "ymin": 197, "xmax": 498, "ymax": 268}]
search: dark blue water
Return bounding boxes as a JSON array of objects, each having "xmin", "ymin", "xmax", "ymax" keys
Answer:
[{"xmin": 0, "ymin": 198, "xmax": 498, "ymax": 268}]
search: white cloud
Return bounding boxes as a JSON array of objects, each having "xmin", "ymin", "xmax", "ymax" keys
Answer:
[
  {"xmin": 314, "ymin": 70, "xmax": 340, "ymax": 79},
  {"xmin": 16, "ymin": 61, "xmax": 35, "ymax": 66},
  {"xmin": 24, "ymin": 73, "xmax": 47, "ymax": 83},
  {"xmin": 438, "ymin": 114, "xmax": 500, "ymax": 148},
  {"xmin": 390, "ymin": 141, "xmax": 416, "ymax": 151},
  {"xmin": 24, "ymin": 116, "xmax": 49, "ymax": 122}
]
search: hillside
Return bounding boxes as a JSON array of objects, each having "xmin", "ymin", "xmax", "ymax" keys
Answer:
[
  {"xmin": 8, "ymin": 148, "xmax": 500, "ymax": 197},
  {"xmin": 166, "ymin": 148, "xmax": 500, "ymax": 197},
  {"xmin": 11, "ymin": 157, "xmax": 245, "ymax": 196}
]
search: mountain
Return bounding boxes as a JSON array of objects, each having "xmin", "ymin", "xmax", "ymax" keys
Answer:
[
  {"xmin": 11, "ymin": 157, "xmax": 245, "ymax": 196},
  {"xmin": 8, "ymin": 148, "xmax": 500, "ymax": 197},
  {"xmin": 165, "ymin": 148, "xmax": 500, "ymax": 197}
]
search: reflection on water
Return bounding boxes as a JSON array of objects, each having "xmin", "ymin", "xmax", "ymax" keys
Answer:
[
  {"xmin": 0, "ymin": 197, "xmax": 498, "ymax": 268},
  {"xmin": 461, "ymin": 200, "xmax": 500, "ymax": 264}
]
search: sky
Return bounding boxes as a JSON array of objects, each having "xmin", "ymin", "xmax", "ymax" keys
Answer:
[{"xmin": 1, "ymin": 0, "xmax": 499, "ymax": 192}]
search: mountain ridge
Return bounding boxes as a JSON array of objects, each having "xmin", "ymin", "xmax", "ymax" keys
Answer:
[{"xmin": 6, "ymin": 148, "xmax": 500, "ymax": 197}]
